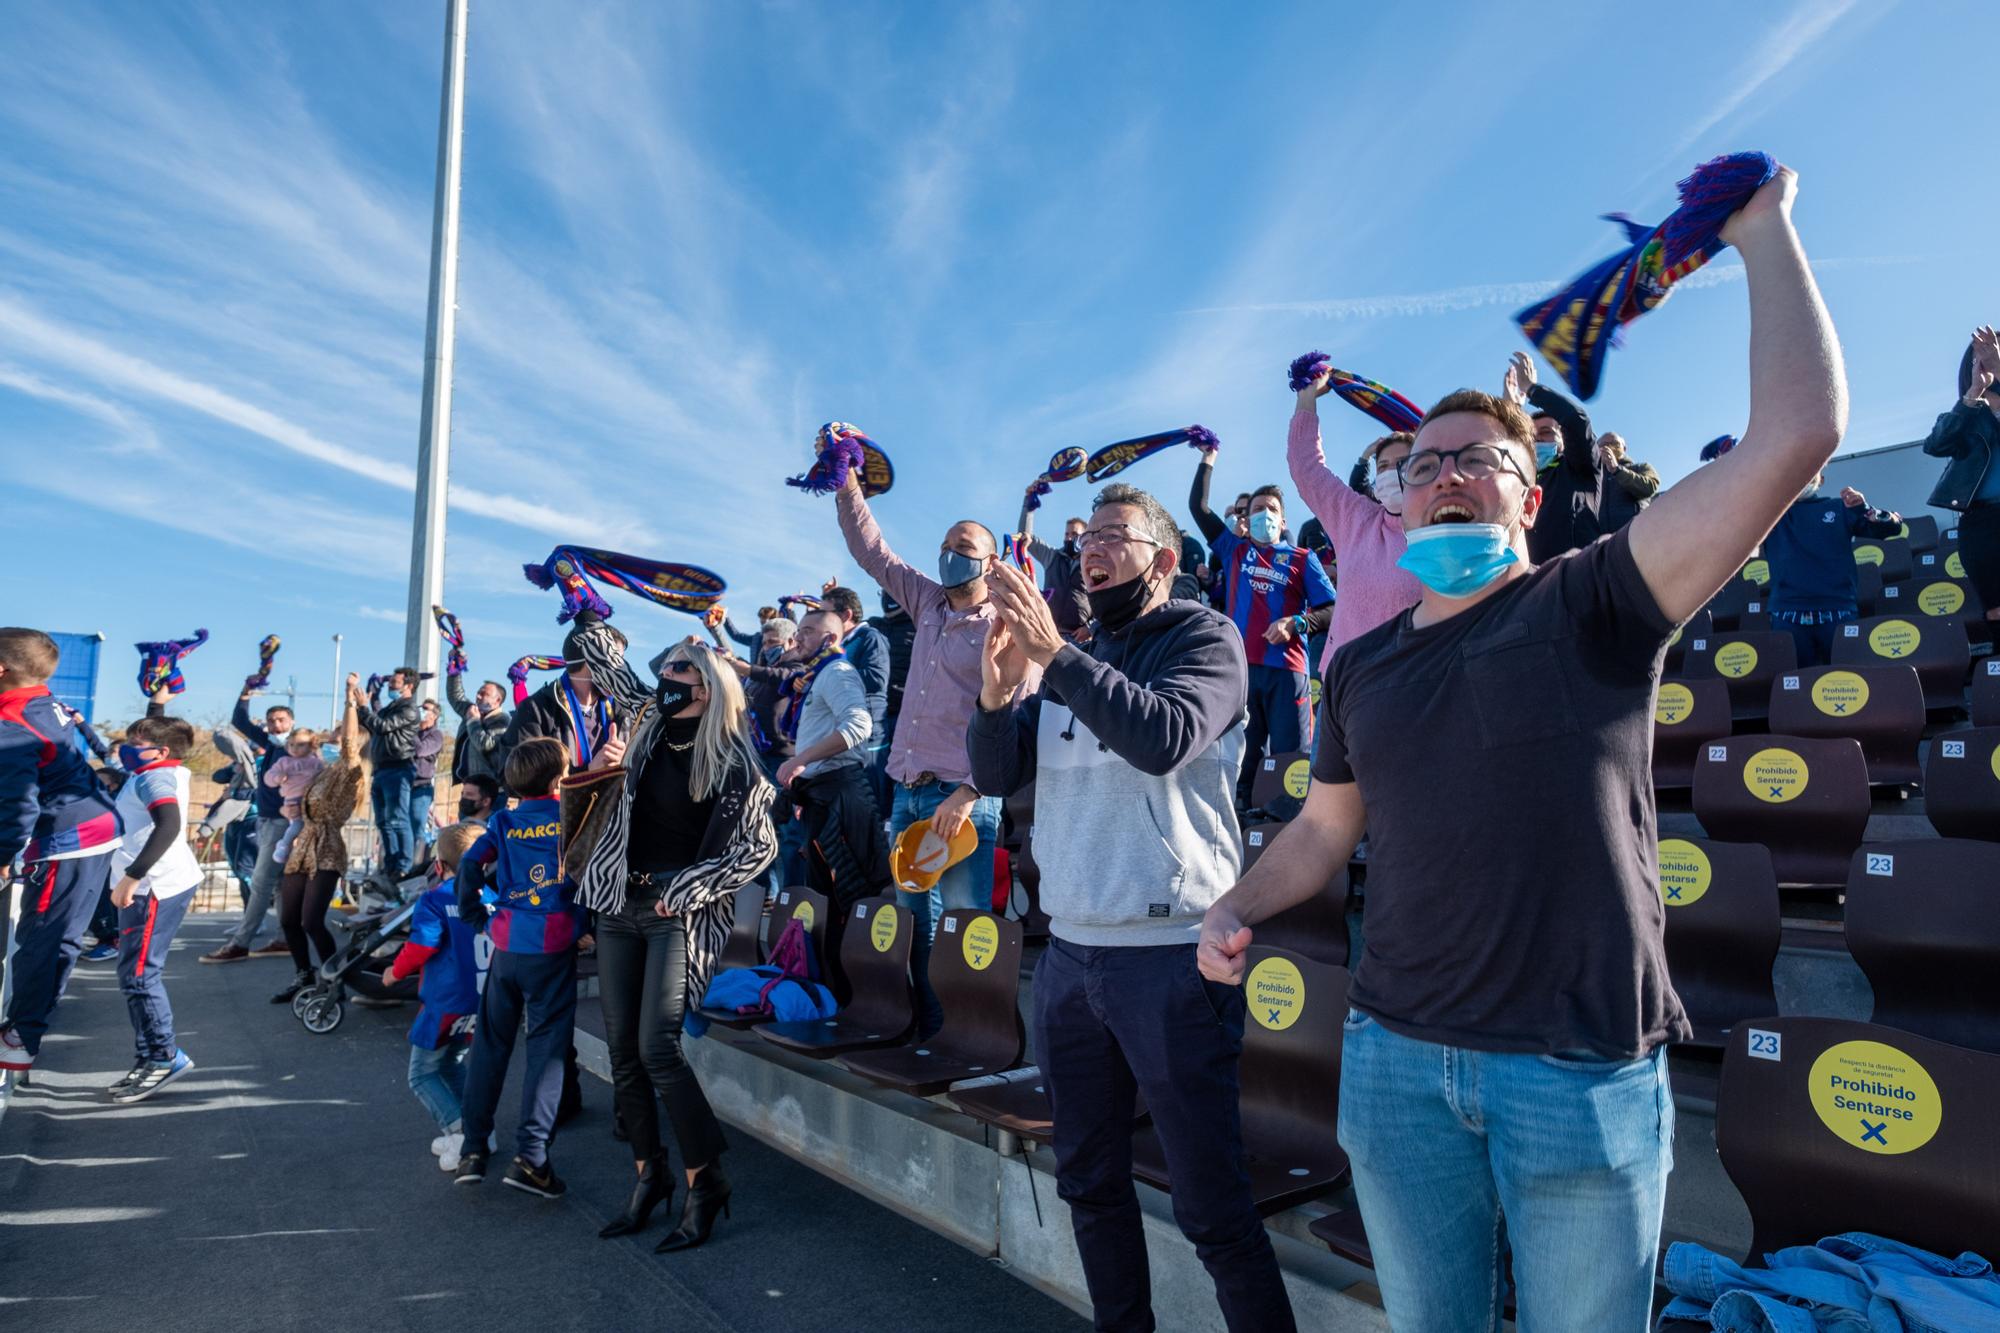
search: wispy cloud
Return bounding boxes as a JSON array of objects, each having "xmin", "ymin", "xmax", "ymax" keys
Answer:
[{"xmin": 354, "ymin": 606, "xmax": 405, "ymax": 623}]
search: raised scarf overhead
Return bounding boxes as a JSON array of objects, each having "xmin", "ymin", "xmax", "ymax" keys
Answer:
[
  {"xmin": 786, "ymin": 421, "xmax": 895, "ymax": 497},
  {"xmin": 1287, "ymin": 353, "xmax": 1425, "ymax": 434},
  {"xmin": 508, "ymin": 654, "xmax": 567, "ymax": 706},
  {"xmin": 777, "ymin": 592, "xmax": 823, "ymax": 621},
  {"xmin": 1085, "ymin": 425, "xmax": 1220, "ymax": 483},
  {"xmin": 433, "ymin": 606, "xmax": 467, "ymax": 677},
  {"xmin": 244, "ymin": 634, "xmax": 282, "ymax": 691},
  {"xmin": 523, "ymin": 545, "xmax": 727, "ymax": 625},
  {"xmin": 1515, "ymin": 151, "xmax": 1779, "ymax": 399},
  {"xmin": 776, "ymin": 642, "xmax": 844, "ymax": 743},
  {"xmin": 1700, "ymin": 434, "xmax": 1739, "ymax": 463},
  {"xmin": 365, "ymin": 671, "xmax": 434, "ymax": 699},
  {"xmin": 136, "ymin": 628, "xmax": 207, "ymax": 696},
  {"xmin": 1023, "ymin": 447, "xmax": 1090, "ymax": 513}
]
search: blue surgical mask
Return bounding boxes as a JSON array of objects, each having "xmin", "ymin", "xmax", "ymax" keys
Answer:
[
  {"xmin": 937, "ymin": 550, "xmax": 984, "ymax": 589},
  {"xmin": 1534, "ymin": 444, "xmax": 1558, "ymax": 470},
  {"xmin": 1396, "ymin": 523, "xmax": 1521, "ymax": 599},
  {"xmin": 1247, "ymin": 511, "xmax": 1282, "ymax": 544},
  {"xmin": 117, "ymin": 743, "xmax": 154, "ymax": 771},
  {"xmin": 320, "ymin": 743, "xmax": 341, "ymax": 764}
]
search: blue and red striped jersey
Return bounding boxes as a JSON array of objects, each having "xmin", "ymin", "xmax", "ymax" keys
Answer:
[
  {"xmin": 405, "ymin": 879, "xmax": 487, "ymax": 1048},
  {"xmin": 464, "ymin": 797, "xmax": 582, "ymax": 955},
  {"xmin": 1210, "ymin": 533, "xmax": 1336, "ymax": 673}
]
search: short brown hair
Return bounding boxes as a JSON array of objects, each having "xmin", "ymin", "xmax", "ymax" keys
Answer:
[
  {"xmin": 1420, "ymin": 389, "xmax": 1537, "ymax": 476},
  {"xmin": 1248, "ymin": 484, "xmax": 1286, "ymax": 512},
  {"xmin": 1362, "ymin": 431, "xmax": 1415, "ymax": 467},
  {"xmin": 127, "ymin": 714, "xmax": 197, "ymax": 759},
  {"xmin": 0, "ymin": 628, "xmax": 59, "ymax": 684},
  {"xmin": 435, "ymin": 821, "xmax": 482, "ymax": 873},
  {"xmin": 504, "ymin": 736, "xmax": 567, "ymax": 797}
]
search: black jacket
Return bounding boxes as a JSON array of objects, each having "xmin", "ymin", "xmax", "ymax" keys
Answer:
[
  {"xmin": 357, "ymin": 693, "xmax": 421, "ymax": 767},
  {"xmin": 1922, "ymin": 400, "xmax": 2000, "ymax": 512},
  {"xmin": 498, "ymin": 679, "xmax": 625, "ymax": 789},
  {"xmin": 445, "ymin": 674, "xmax": 509, "ymax": 785},
  {"xmin": 1525, "ymin": 383, "xmax": 1604, "ymax": 564},
  {"xmin": 230, "ymin": 696, "xmax": 287, "ymax": 818}
]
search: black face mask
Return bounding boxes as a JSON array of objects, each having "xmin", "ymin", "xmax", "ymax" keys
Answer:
[
  {"xmin": 1087, "ymin": 568, "xmax": 1159, "ymax": 633},
  {"xmin": 653, "ymin": 675, "xmax": 696, "ymax": 718},
  {"xmin": 456, "ymin": 799, "xmax": 482, "ymax": 820},
  {"xmin": 1062, "ymin": 539, "xmax": 1079, "ymax": 556}
]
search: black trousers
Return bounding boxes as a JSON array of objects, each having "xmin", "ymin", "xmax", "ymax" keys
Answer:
[
  {"xmin": 279, "ymin": 870, "xmax": 339, "ymax": 972},
  {"xmin": 595, "ymin": 906, "xmax": 727, "ymax": 1170},
  {"xmin": 792, "ymin": 763, "xmax": 888, "ymax": 1003}
]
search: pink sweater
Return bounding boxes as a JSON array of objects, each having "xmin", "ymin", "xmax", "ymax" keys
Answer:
[
  {"xmin": 265, "ymin": 753, "xmax": 325, "ymax": 805},
  {"xmin": 1287, "ymin": 409, "xmax": 1424, "ymax": 673}
]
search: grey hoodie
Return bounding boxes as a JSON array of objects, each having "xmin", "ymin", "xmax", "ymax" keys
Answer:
[{"xmin": 968, "ymin": 598, "xmax": 1247, "ymax": 947}]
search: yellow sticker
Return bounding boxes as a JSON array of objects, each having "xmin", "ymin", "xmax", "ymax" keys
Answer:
[
  {"xmin": 1247, "ymin": 956, "xmax": 1305, "ymax": 1031},
  {"xmin": 1668, "ymin": 625, "xmax": 1684, "ymax": 649},
  {"xmin": 1744, "ymin": 746, "xmax": 1809, "ymax": 803},
  {"xmin": 1656, "ymin": 839, "xmax": 1711, "ymax": 907},
  {"xmin": 1714, "ymin": 640, "xmax": 1760, "ymax": 678},
  {"xmin": 1283, "ymin": 759, "xmax": 1311, "ymax": 799},
  {"xmin": 1946, "ymin": 551, "xmax": 1966, "ymax": 579},
  {"xmin": 1810, "ymin": 671, "xmax": 1870, "ymax": 718},
  {"xmin": 1742, "ymin": 558, "xmax": 1770, "ymax": 586},
  {"xmin": 1916, "ymin": 582, "xmax": 1966, "ymax": 617},
  {"xmin": 869, "ymin": 905, "xmax": 898, "ymax": 953},
  {"xmin": 1311, "ymin": 677, "xmax": 1322, "ymax": 707},
  {"xmin": 793, "ymin": 900, "xmax": 816, "ymax": 932},
  {"xmin": 1895, "ymin": 521, "xmax": 1910, "ymax": 540},
  {"xmin": 1655, "ymin": 683, "xmax": 1695, "ymax": 726},
  {"xmin": 1867, "ymin": 619, "xmax": 1921, "ymax": 659},
  {"xmin": 1809, "ymin": 1040, "xmax": 1942, "ymax": 1155},
  {"xmin": 962, "ymin": 915, "xmax": 1000, "ymax": 970},
  {"xmin": 1853, "ymin": 544, "xmax": 1884, "ymax": 567},
  {"xmin": 1993, "ymin": 746, "xmax": 2000, "ymax": 785}
]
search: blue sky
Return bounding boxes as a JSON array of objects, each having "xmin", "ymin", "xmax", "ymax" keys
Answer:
[{"xmin": 4, "ymin": 0, "xmax": 1991, "ymax": 727}]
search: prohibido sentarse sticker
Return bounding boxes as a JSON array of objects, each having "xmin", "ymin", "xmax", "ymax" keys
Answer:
[{"xmin": 1808, "ymin": 1040, "xmax": 1941, "ymax": 1156}]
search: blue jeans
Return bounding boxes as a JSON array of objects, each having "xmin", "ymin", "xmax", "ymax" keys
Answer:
[
  {"xmin": 371, "ymin": 763, "xmax": 415, "ymax": 876},
  {"xmin": 408, "ymin": 1040, "xmax": 469, "ymax": 1132},
  {"xmin": 118, "ymin": 891, "xmax": 194, "ymax": 1063},
  {"xmin": 1337, "ymin": 1012, "xmax": 1674, "ymax": 1333},
  {"xmin": 889, "ymin": 780, "xmax": 1001, "ymax": 1038},
  {"xmin": 460, "ymin": 949, "xmax": 577, "ymax": 1167},
  {"xmin": 227, "ymin": 815, "xmax": 288, "ymax": 949},
  {"xmin": 409, "ymin": 782, "xmax": 436, "ymax": 852}
]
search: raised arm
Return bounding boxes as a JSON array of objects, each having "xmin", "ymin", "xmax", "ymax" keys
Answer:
[
  {"xmin": 835, "ymin": 472, "xmax": 928, "ymax": 611},
  {"xmin": 232, "ymin": 693, "xmax": 272, "ymax": 749},
  {"xmin": 445, "ymin": 671, "xmax": 473, "ymax": 720},
  {"xmin": 1288, "ymin": 369, "xmax": 1382, "ymax": 536},
  {"xmin": 1626, "ymin": 168, "xmax": 1846, "ymax": 625},
  {"xmin": 1188, "ymin": 453, "xmax": 1226, "ymax": 544}
]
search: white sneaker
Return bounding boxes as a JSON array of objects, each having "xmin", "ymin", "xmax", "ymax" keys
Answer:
[
  {"xmin": 439, "ymin": 1142, "xmax": 463, "ymax": 1172},
  {"xmin": 431, "ymin": 1131, "xmax": 457, "ymax": 1158}
]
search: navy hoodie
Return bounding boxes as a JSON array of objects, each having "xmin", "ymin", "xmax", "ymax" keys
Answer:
[{"xmin": 1764, "ymin": 495, "xmax": 1902, "ymax": 612}]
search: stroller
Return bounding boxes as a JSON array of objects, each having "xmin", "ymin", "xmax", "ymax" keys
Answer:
[{"xmin": 292, "ymin": 868, "xmax": 430, "ymax": 1034}]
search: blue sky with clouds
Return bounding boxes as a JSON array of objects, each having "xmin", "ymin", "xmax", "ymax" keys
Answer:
[{"xmin": 4, "ymin": 0, "xmax": 1991, "ymax": 727}]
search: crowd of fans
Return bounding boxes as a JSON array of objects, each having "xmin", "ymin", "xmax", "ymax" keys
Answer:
[{"xmin": 5, "ymin": 169, "xmax": 2000, "ymax": 1332}]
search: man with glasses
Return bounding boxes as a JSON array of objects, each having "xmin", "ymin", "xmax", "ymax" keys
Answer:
[
  {"xmin": 971, "ymin": 484, "xmax": 1292, "ymax": 1332},
  {"xmin": 1202, "ymin": 168, "xmax": 1844, "ymax": 1331}
]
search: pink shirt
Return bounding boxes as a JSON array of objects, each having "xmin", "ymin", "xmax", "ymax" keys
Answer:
[
  {"xmin": 265, "ymin": 753, "xmax": 325, "ymax": 804},
  {"xmin": 1287, "ymin": 409, "xmax": 1424, "ymax": 673}
]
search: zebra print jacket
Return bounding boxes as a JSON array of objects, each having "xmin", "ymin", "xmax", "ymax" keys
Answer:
[{"xmin": 573, "ymin": 624, "xmax": 777, "ymax": 1010}]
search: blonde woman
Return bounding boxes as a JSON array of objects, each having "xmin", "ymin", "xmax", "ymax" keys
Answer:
[
  {"xmin": 271, "ymin": 682, "xmax": 369, "ymax": 1005},
  {"xmin": 568, "ymin": 624, "xmax": 776, "ymax": 1253}
]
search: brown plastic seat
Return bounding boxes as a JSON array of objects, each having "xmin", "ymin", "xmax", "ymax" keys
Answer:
[
  {"xmin": 1974, "ymin": 660, "xmax": 2000, "ymax": 728},
  {"xmin": 1682, "ymin": 631, "xmax": 1798, "ymax": 724},
  {"xmin": 1240, "ymin": 820, "xmax": 1286, "ymax": 871},
  {"xmin": 837, "ymin": 910, "xmax": 1024, "ymax": 1096},
  {"xmin": 1851, "ymin": 536, "xmax": 1914, "ymax": 584},
  {"xmin": 1765, "ymin": 664, "xmax": 1924, "ymax": 786},
  {"xmin": 1704, "ymin": 578, "xmax": 1756, "ymax": 631},
  {"xmin": 1248, "ymin": 749, "xmax": 1312, "ymax": 820},
  {"xmin": 1890, "ymin": 571, "xmax": 1989, "ymax": 636},
  {"xmin": 696, "ymin": 886, "xmax": 828, "ymax": 1031},
  {"xmin": 949, "ymin": 1071, "xmax": 1150, "ymax": 1145},
  {"xmin": 1653, "ymin": 677, "xmax": 1733, "ymax": 791},
  {"xmin": 1663, "ymin": 609, "xmax": 1713, "ymax": 675},
  {"xmin": 1924, "ymin": 726, "xmax": 2000, "ymax": 844},
  {"xmin": 1713, "ymin": 1018, "xmax": 2000, "ymax": 1261},
  {"xmin": 1830, "ymin": 615, "xmax": 1971, "ymax": 713},
  {"xmin": 1655, "ymin": 838, "xmax": 1780, "ymax": 1050},
  {"xmin": 1131, "ymin": 949, "xmax": 1350, "ymax": 1215},
  {"xmin": 1692, "ymin": 736, "xmax": 1868, "ymax": 888},
  {"xmin": 758, "ymin": 897, "xmax": 914, "ymax": 1057},
  {"xmin": 1843, "ymin": 840, "xmax": 2000, "ymax": 1054},
  {"xmin": 715, "ymin": 882, "xmax": 768, "ymax": 972}
]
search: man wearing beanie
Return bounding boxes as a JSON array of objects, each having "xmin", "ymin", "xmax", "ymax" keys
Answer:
[{"xmin": 499, "ymin": 614, "xmax": 631, "ymax": 790}]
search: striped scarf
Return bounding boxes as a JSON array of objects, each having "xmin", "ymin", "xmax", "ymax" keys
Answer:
[{"xmin": 778, "ymin": 643, "xmax": 843, "ymax": 742}]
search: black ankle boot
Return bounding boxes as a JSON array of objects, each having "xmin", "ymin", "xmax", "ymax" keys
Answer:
[
  {"xmin": 654, "ymin": 1163, "xmax": 730, "ymax": 1253},
  {"xmin": 270, "ymin": 970, "xmax": 311, "ymax": 1004},
  {"xmin": 599, "ymin": 1155, "xmax": 673, "ymax": 1239}
]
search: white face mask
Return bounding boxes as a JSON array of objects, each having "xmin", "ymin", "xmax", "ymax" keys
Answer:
[{"xmin": 1373, "ymin": 469, "xmax": 1405, "ymax": 514}]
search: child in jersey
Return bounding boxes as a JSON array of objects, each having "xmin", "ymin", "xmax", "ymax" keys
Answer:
[
  {"xmin": 107, "ymin": 713, "xmax": 205, "ymax": 1103},
  {"xmin": 384, "ymin": 821, "xmax": 489, "ymax": 1172},
  {"xmin": 452, "ymin": 737, "xmax": 587, "ymax": 1197}
]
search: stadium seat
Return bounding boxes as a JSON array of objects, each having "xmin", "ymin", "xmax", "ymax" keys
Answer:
[
  {"xmin": 1692, "ymin": 736, "xmax": 1869, "ymax": 888},
  {"xmin": 1898, "ymin": 514, "xmax": 1940, "ymax": 552},
  {"xmin": 1888, "ymin": 569, "xmax": 1987, "ymax": 637},
  {"xmin": 1851, "ymin": 536, "xmax": 1914, "ymax": 584},
  {"xmin": 1663, "ymin": 609, "xmax": 1713, "ymax": 675},
  {"xmin": 1682, "ymin": 631, "xmax": 1798, "ymax": 724},
  {"xmin": 1656, "ymin": 838, "xmax": 1781, "ymax": 1049},
  {"xmin": 836, "ymin": 910, "xmax": 1024, "ymax": 1096},
  {"xmin": 1973, "ymin": 659, "xmax": 2000, "ymax": 728},
  {"xmin": 1249, "ymin": 749, "xmax": 1312, "ymax": 820},
  {"xmin": 1829, "ymin": 615, "xmax": 1971, "ymax": 712},
  {"xmin": 716, "ymin": 882, "xmax": 769, "ymax": 972},
  {"xmin": 1240, "ymin": 820, "xmax": 1285, "ymax": 871},
  {"xmin": 1923, "ymin": 726, "xmax": 2000, "ymax": 843},
  {"xmin": 1130, "ymin": 948, "xmax": 1350, "ymax": 1215},
  {"xmin": 758, "ymin": 897, "xmax": 914, "ymax": 1057},
  {"xmin": 1842, "ymin": 840, "xmax": 2000, "ymax": 1055},
  {"xmin": 949, "ymin": 1071, "xmax": 1151, "ymax": 1145},
  {"xmin": 1711, "ymin": 1018, "xmax": 2000, "ymax": 1261},
  {"xmin": 1765, "ymin": 664, "xmax": 1924, "ymax": 787},
  {"xmin": 1653, "ymin": 678, "xmax": 1733, "ymax": 791},
  {"xmin": 1704, "ymin": 578, "xmax": 1756, "ymax": 631},
  {"xmin": 696, "ymin": 886, "xmax": 828, "ymax": 1031}
]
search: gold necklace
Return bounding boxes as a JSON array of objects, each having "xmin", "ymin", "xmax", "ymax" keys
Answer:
[{"xmin": 662, "ymin": 736, "xmax": 695, "ymax": 752}]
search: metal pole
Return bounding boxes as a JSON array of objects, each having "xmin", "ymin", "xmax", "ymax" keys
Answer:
[
  {"xmin": 331, "ymin": 634, "xmax": 344, "ymax": 731},
  {"xmin": 402, "ymin": 0, "xmax": 468, "ymax": 703},
  {"xmin": 286, "ymin": 674, "xmax": 298, "ymax": 716}
]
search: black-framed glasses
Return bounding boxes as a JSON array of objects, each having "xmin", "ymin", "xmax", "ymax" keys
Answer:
[
  {"xmin": 1397, "ymin": 443, "xmax": 1529, "ymax": 489},
  {"xmin": 1078, "ymin": 523, "xmax": 1162, "ymax": 551}
]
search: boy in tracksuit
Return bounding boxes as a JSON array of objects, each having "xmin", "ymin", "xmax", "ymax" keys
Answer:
[
  {"xmin": 385, "ymin": 822, "xmax": 488, "ymax": 1172},
  {"xmin": 0, "ymin": 628, "xmax": 125, "ymax": 1078},
  {"xmin": 1763, "ymin": 477, "xmax": 1903, "ymax": 666},
  {"xmin": 106, "ymin": 713, "xmax": 205, "ymax": 1103},
  {"xmin": 452, "ymin": 737, "xmax": 585, "ymax": 1196}
]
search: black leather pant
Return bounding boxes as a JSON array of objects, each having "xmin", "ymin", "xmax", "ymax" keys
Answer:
[{"xmin": 595, "ymin": 905, "xmax": 727, "ymax": 1169}]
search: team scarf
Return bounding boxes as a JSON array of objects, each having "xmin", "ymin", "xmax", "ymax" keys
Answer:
[
  {"xmin": 1515, "ymin": 151, "xmax": 1779, "ymax": 399},
  {"xmin": 786, "ymin": 421, "xmax": 895, "ymax": 497},
  {"xmin": 1022, "ymin": 447, "xmax": 1090, "ymax": 513},
  {"xmin": 1700, "ymin": 434, "xmax": 1739, "ymax": 463},
  {"xmin": 244, "ymin": 634, "xmax": 282, "ymax": 691},
  {"xmin": 778, "ymin": 592, "xmax": 823, "ymax": 621},
  {"xmin": 508, "ymin": 654, "xmax": 567, "ymax": 706},
  {"xmin": 365, "ymin": 671, "xmax": 434, "ymax": 699},
  {"xmin": 776, "ymin": 641, "xmax": 844, "ymax": 743},
  {"xmin": 1001, "ymin": 534, "xmax": 1038, "ymax": 584},
  {"xmin": 136, "ymin": 628, "xmax": 208, "ymax": 696},
  {"xmin": 433, "ymin": 606, "xmax": 468, "ymax": 677},
  {"xmin": 1287, "ymin": 353, "xmax": 1425, "ymax": 434},
  {"xmin": 1084, "ymin": 425, "xmax": 1220, "ymax": 483},
  {"xmin": 523, "ymin": 545, "xmax": 727, "ymax": 624},
  {"xmin": 561, "ymin": 672, "xmax": 611, "ymax": 768}
]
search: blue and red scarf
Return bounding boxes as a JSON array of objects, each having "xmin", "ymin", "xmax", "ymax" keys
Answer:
[
  {"xmin": 524, "ymin": 546, "xmax": 727, "ymax": 625},
  {"xmin": 777, "ymin": 642, "xmax": 844, "ymax": 743},
  {"xmin": 433, "ymin": 606, "xmax": 467, "ymax": 677},
  {"xmin": 136, "ymin": 628, "xmax": 207, "ymax": 696},
  {"xmin": 510, "ymin": 654, "xmax": 566, "ymax": 706},
  {"xmin": 1287, "ymin": 353, "xmax": 1424, "ymax": 433},
  {"xmin": 243, "ymin": 634, "xmax": 282, "ymax": 690},
  {"xmin": 1085, "ymin": 425, "xmax": 1219, "ymax": 482},
  {"xmin": 1023, "ymin": 447, "xmax": 1089, "ymax": 513},
  {"xmin": 786, "ymin": 422, "xmax": 895, "ymax": 497},
  {"xmin": 560, "ymin": 673, "xmax": 610, "ymax": 768}
]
